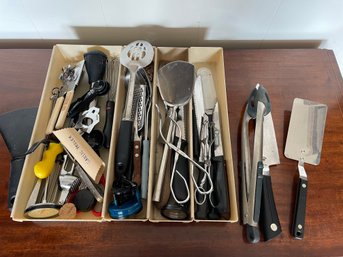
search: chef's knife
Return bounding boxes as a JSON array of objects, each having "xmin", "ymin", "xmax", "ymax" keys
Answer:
[
  {"xmin": 260, "ymin": 112, "xmax": 282, "ymax": 241},
  {"xmin": 193, "ymin": 75, "xmax": 205, "ymax": 143}
]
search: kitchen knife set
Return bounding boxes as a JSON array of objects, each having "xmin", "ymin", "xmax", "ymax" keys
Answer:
[{"xmin": 241, "ymin": 84, "xmax": 327, "ymax": 242}]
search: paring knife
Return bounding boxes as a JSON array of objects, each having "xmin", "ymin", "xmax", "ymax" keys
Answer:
[{"xmin": 260, "ymin": 112, "xmax": 282, "ymax": 241}]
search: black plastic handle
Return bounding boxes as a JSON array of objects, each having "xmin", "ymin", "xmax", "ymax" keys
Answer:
[
  {"xmin": 103, "ymin": 100, "xmax": 115, "ymax": 149},
  {"xmin": 115, "ymin": 120, "xmax": 133, "ymax": 179},
  {"xmin": 192, "ymin": 108, "xmax": 200, "ymax": 160},
  {"xmin": 211, "ymin": 155, "xmax": 230, "ymax": 219},
  {"xmin": 246, "ymin": 224, "xmax": 260, "ymax": 244},
  {"xmin": 161, "ymin": 137, "xmax": 189, "ymax": 220},
  {"xmin": 260, "ymin": 174, "xmax": 282, "ymax": 241},
  {"xmin": 69, "ymin": 81, "xmax": 110, "ymax": 118},
  {"xmin": 292, "ymin": 177, "xmax": 308, "ymax": 239},
  {"xmin": 172, "ymin": 137, "xmax": 189, "ymax": 201},
  {"xmin": 8, "ymin": 159, "xmax": 25, "ymax": 210},
  {"xmin": 195, "ymin": 163, "xmax": 209, "ymax": 220},
  {"xmin": 84, "ymin": 50, "xmax": 107, "ymax": 85},
  {"xmin": 253, "ymin": 161, "xmax": 264, "ymax": 222}
]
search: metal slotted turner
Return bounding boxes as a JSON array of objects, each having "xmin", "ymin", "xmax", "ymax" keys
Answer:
[{"xmin": 284, "ymin": 98, "xmax": 327, "ymax": 240}]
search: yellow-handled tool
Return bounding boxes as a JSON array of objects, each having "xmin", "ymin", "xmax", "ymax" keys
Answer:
[{"xmin": 34, "ymin": 142, "xmax": 64, "ymax": 179}]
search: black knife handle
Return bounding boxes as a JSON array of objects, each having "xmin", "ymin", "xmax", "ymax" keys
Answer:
[
  {"xmin": 172, "ymin": 137, "xmax": 189, "ymax": 201},
  {"xmin": 208, "ymin": 162, "xmax": 220, "ymax": 220},
  {"xmin": 211, "ymin": 155, "xmax": 230, "ymax": 219},
  {"xmin": 260, "ymin": 174, "xmax": 282, "ymax": 241},
  {"xmin": 253, "ymin": 161, "xmax": 264, "ymax": 222},
  {"xmin": 115, "ymin": 120, "xmax": 133, "ymax": 179},
  {"xmin": 103, "ymin": 100, "xmax": 115, "ymax": 149},
  {"xmin": 192, "ymin": 108, "xmax": 200, "ymax": 160},
  {"xmin": 195, "ymin": 164, "xmax": 209, "ymax": 219},
  {"xmin": 292, "ymin": 177, "xmax": 308, "ymax": 239}
]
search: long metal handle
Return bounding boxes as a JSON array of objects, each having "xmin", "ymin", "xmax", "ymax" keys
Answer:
[
  {"xmin": 153, "ymin": 108, "xmax": 176, "ymax": 202},
  {"xmin": 241, "ymin": 108, "xmax": 252, "ymax": 225},
  {"xmin": 247, "ymin": 102, "xmax": 265, "ymax": 226},
  {"xmin": 123, "ymin": 69, "xmax": 137, "ymax": 120}
]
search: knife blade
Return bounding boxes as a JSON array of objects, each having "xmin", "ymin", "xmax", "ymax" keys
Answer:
[
  {"xmin": 193, "ymin": 75, "xmax": 205, "ymax": 140},
  {"xmin": 260, "ymin": 111, "xmax": 282, "ymax": 241},
  {"xmin": 197, "ymin": 67, "xmax": 217, "ymax": 114}
]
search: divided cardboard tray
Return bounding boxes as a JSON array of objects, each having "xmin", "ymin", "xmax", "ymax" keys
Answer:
[{"xmin": 11, "ymin": 44, "xmax": 238, "ymax": 223}]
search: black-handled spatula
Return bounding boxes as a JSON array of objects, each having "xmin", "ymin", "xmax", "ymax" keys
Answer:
[{"xmin": 284, "ymin": 98, "xmax": 327, "ymax": 240}]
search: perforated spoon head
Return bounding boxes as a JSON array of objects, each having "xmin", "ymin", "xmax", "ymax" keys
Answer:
[{"xmin": 120, "ymin": 40, "xmax": 154, "ymax": 72}]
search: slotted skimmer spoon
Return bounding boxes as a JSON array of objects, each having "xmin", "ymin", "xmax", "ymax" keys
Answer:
[{"xmin": 115, "ymin": 40, "xmax": 154, "ymax": 180}]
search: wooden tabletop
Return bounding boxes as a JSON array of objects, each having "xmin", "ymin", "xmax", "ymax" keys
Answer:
[{"xmin": 0, "ymin": 48, "xmax": 342, "ymax": 257}]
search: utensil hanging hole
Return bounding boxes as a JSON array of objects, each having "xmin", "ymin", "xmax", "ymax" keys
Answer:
[{"xmin": 82, "ymin": 118, "xmax": 93, "ymax": 125}]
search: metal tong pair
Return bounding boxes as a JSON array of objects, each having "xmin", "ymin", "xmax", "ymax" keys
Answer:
[{"xmin": 241, "ymin": 84, "xmax": 271, "ymax": 243}]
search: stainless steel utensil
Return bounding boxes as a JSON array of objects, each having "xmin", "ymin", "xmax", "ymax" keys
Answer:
[
  {"xmin": 284, "ymin": 98, "xmax": 327, "ymax": 239},
  {"xmin": 241, "ymin": 84, "xmax": 271, "ymax": 243},
  {"xmin": 115, "ymin": 40, "xmax": 154, "ymax": 179},
  {"xmin": 139, "ymin": 68, "xmax": 152, "ymax": 199},
  {"xmin": 152, "ymin": 61, "xmax": 195, "ymax": 203}
]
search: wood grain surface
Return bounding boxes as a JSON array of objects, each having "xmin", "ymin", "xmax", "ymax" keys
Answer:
[{"xmin": 0, "ymin": 49, "xmax": 342, "ymax": 257}]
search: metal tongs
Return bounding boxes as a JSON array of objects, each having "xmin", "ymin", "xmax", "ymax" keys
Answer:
[{"xmin": 241, "ymin": 84, "xmax": 271, "ymax": 243}]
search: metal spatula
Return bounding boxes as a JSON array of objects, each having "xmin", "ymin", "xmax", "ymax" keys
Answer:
[{"xmin": 284, "ymin": 98, "xmax": 327, "ymax": 239}]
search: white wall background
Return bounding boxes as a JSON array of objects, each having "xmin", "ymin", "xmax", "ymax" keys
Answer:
[{"xmin": 0, "ymin": 0, "xmax": 342, "ymax": 71}]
